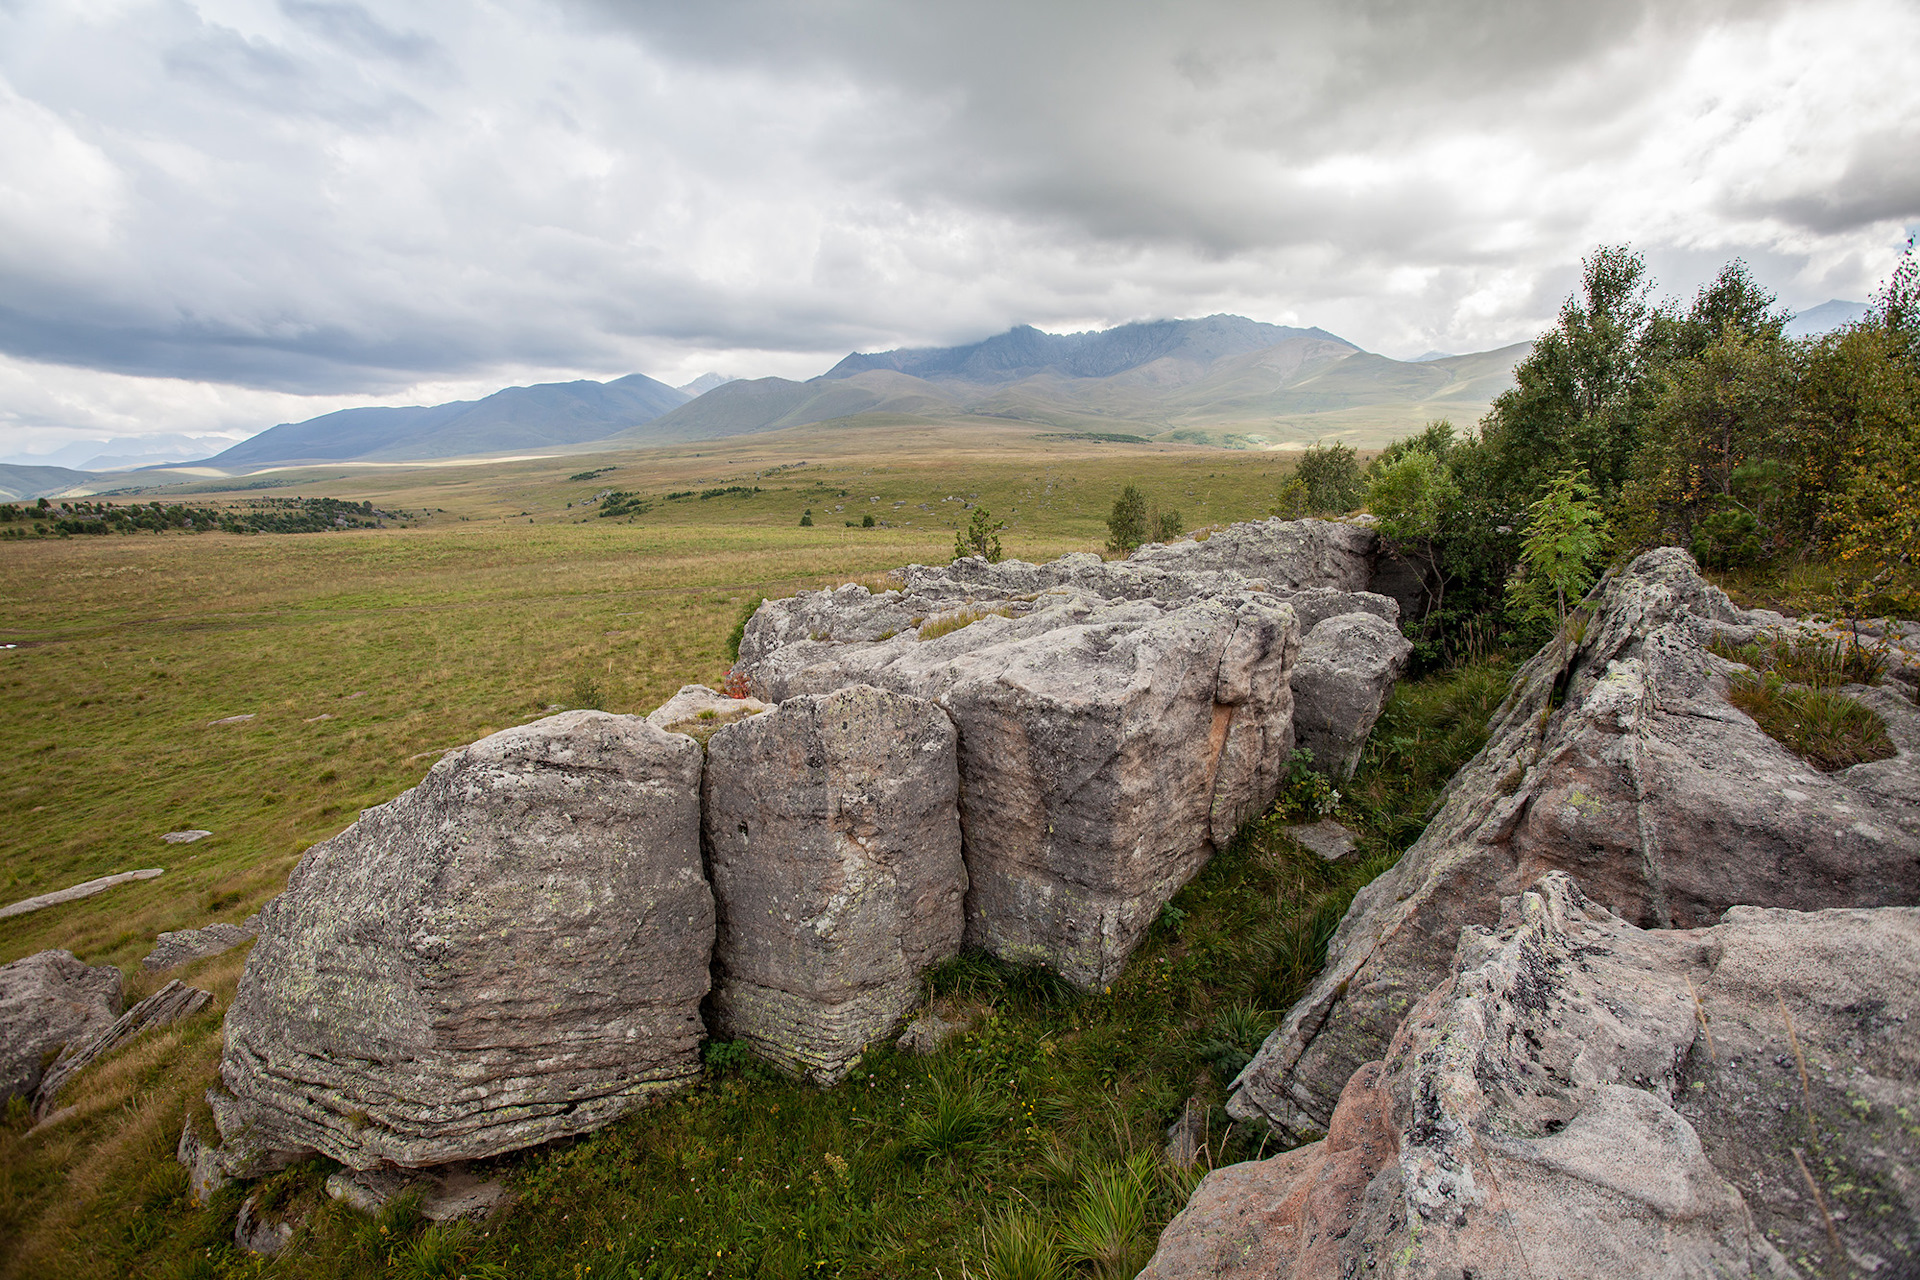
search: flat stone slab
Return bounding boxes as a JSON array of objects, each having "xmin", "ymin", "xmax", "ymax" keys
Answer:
[
  {"xmin": 143, "ymin": 921, "xmax": 255, "ymax": 971},
  {"xmin": 161, "ymin": 830, "xmax": 211, "ymax": 844},
  {"xmin": 1283, "ymin": 819, "xmax": 1359, "ymax": 862},
  {"xmin": 0, "ymin": 868, "xmax": 164, "ymax": 920},
  {"xmin": 325, "ymin": 1165, "xmax": 513, "ymax": 1221},
  {"xmin": 207, "ymin": 714, "xmax": 255, "ymax": 726}
]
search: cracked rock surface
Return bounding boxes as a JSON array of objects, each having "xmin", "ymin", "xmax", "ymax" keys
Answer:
[
  {"xmin": 213, "ymin": 711, "xmax": 712, "ymax": 1171},
  {"xmin": 1230, "ymin": 548, "xmax": 1920, "ymax": 1140},
  {"xmin": 1147, "ymin": 872, "xmax": 1920, "ymax": 1278},
  {"xmin": 703, "ymin": 685, "xmax": 964, "ymax": 1083}
]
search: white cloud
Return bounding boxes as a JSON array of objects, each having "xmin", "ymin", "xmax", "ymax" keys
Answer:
[{"xmin": 0, "ymin": 0, "xmax": 1913, "ymax": 452}]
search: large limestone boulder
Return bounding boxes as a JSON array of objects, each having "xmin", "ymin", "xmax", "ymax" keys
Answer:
[
  {"xmin": 736, "ymin": 589, "xmax": 1300, "ymax": 987},
  {"xmin": 213, "ymin": 711, "xmax": 713, "ymax": 1171},
  {"xmin": 0, "ymin": 950, "xmax": 121, "ymax": 1100},
  {"xmin": 702, "ymin": 685, "xmax": 965, "ymax": 1083},
  {"xmin": 1230, "ymin": 548, "xmax": 1920, "ymax": 1139},
  {"xmin": 1145, "ymin": 873, "xmax": 1920, "ymax": 1279},
  {"xmin": 1290, "ymin": 612, "xmax": 1412, "ymax": 779}
]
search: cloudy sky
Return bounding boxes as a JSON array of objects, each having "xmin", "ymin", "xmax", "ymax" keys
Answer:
[{"xmin": 2, "ymin": 0, "xmax": 1917, "ymax": 453}]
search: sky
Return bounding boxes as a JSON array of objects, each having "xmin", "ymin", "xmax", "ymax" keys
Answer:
[{"xmin": 1, "ymin": 0, "xmax": 1917, "ymax": 455}]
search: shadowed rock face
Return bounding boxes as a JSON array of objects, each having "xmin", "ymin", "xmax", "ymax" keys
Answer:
[
  {"xmin": 213, "ymin": 712, "xmax": 712, "ymax": 1172},
  {"xmin": 1230, "ymin": 548, "xmax": 1920, "ymax": 1140},
  {"xmin": 703, "ymin": 685, "xmax": 965, "ymax": 1084},
  {"xmin": 1145, "ymin": 873, "xmax": 1920, "ymax": 1279},
  {"xmin": 736, "ymin": 588, "xmax": 1300, "ymax": 988},
  {"xmin": 0, "ymin": 950, "xmax": 121, "ymax": 1101}
]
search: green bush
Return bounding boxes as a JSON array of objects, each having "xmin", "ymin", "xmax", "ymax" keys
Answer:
[
  {"xmin": 1690, "ymin": 504, "xmax": 1762, "ymax": 570},
  {"xmin": 1106, "ymin": 486, "xmax": 1148, "ymax": 555}
]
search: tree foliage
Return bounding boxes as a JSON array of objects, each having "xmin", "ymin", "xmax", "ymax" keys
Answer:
[
  {"xmin": 1293, "ymin": 442, "xmax": 1365, "ymax": 514},
  {"xmin": 1105, "ymin": 485, "xmax": 1149, "ymax": 556},
  {"xmin": 1508, "ymin": 470, "xmax": 1610, "ymax": 626}
]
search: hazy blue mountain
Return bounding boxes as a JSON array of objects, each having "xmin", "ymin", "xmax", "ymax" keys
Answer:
[
  {"xmin": 622, "ymin": 319, "xmax": 1526, "ymax": 449},
  {"xmin": 0, "ymin": 433, "xmax": 245, "ymax": 471},
  {"xmin": 1785, "ymin": 299, "xmax": 1870, "ymax": 339},
  {"xmin": 676, "ymin": 372, "xmax": 740, "ymax": 395},
  {"xmin": 0, "ymin": 464, "xmax": 97, "ymax": 502},
  {"xmin": 1410, "ymin": 350, "xmax": 1456, "ymax": 362},
  {"xmin": 205, "ymin": 373, "xmax": 689, "ymax": 468},
  {"xmin": 824, "ymin": 315, "xmax": 1344, "ymax": 384}
]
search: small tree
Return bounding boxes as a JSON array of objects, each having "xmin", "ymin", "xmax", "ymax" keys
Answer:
[
  {"xmin": 1106, "ymin": 485, "xmax": 1149, "ymax": 555},
  {"xmin": 798, "ymin": 510, "xmax": 813, "ymax": 527},
  {"xmin": 1366, "ymin": 447, "xmax": 1457, "ymax": 616},
  {"xmin": 1154, "ymin": 509, "xmax": 1183, "ymax": 543},
  {"xmin": 953, "ymin": 507, "xmax": 1005, "ymax": 563},
  {"xmin": 1295, "ymin": 441, "xmax": 1365, "ymax": 514},
  {"xmin": 1508, "ymin": 469, "xmax": 1610, "ymax": 627},
  {"xmin": 862, "ymin": 513, "xmax": 875, "ymax": 528}
]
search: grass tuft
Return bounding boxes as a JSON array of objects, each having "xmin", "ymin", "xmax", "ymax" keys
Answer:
[
  {"xmin": 1727, "ymin": 674, "xmax": 1896, "ymax": 771},
  {"xmin": 1708, "ymin": 632, "xmax": 1887, "ymax": 688},
  {"xmin": 918, "ymin": 605, "xmax": 1014, "ymax": 641}
]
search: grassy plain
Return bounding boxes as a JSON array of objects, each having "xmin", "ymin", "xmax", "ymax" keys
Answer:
[{"xmin": 0, "ymin": 424, "xmax": 1505, "ymax": 1279}]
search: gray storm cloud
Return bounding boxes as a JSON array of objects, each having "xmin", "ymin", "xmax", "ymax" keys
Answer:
[{"xmin": 0, "ymin": 0, "xmax": 1913, "ymax": 445}]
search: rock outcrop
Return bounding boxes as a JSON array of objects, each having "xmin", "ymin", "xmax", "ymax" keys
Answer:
[
  {"xmin": 644, "ymin": 683, "xmax": 770, "ymax": 740},
  {"xmin": 1289, "ymin": 612, "xmax": 1412, "ymax": 778},
  {"xmin": 143, "ymin": 921, "xmax": 255, "ymax": 971},
  {"xmin": 737, "ymin": 588, "xmax": 1300, "ymax": 987},
  {"xmin": 213, "ymin": 711, "xmax": 713, "ymax": 1171},
  {"xmin": 1231, "ymin": 548, "xmax": 1920, "ymax": 1139},
  {"xmin": 1145, "ymin": 872, "xmax": 1920, "ymax": 1278},
  {"xmin": 34, "ymin": 979, "xmax": 212, "ymax": 1117},
  {"xmin": 0, "ymin": 950, "xmax": 121, "ymax": 1101},
  {"xmin": 702, "ymin": 685, "xmax": 965, "ymax": 1083}
]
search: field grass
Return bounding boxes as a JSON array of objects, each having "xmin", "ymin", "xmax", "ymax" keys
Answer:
[{"xmin": 0, "ymin": 427, "xmax": 1502, "ymax": 1279}]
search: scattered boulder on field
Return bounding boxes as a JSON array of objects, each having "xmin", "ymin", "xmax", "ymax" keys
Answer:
[
  {"xmin": 1145, "ymin": 873, "xmax": 1920, "ymax": 1279},
  {"xmin": 0, "ymin": 949, "xmax": 121, "ymax": 1101},
  {"xmin": 1230, "ymin": 548, "xmax": 1920, "ymax": 1140},
  {"xmin": 735, "ymin": 588, "xmax": 1300, "ymax": 987},
  {"xmin": 234, "ymin": 1192, "xmax": 298, "ymax": 1255},
  {"xmin": 178, "ymin": 1115, "xmax": 230, "ymax": 1207},
  {"xmin": 212, "ymin": 711, "xmax": 713, "ymax": 1172},
  {"xmin": 34, "ymin": 979, "xmax": 212, "ymax": 1117},
  {"xmin": 161, "ymin": 830, "xmax": 212, "ymax": 844},
  {"xmin": 644, "ymin": 683, "xmax": 770, "ymax": 740},
  {"xmin": 703, "ymin": 685, "xmax": 965, "ymax": 1083},
  {"xmin": 1282, "ymin": 820, "xmax": 1359, "ymax": 863},
  {"xmin": 1289, "ymin": 612, "xmax": 1412, "ymax": 779},
  {"xmin": 143, "ymin": 921, "xmax": 255, "ymax": 971}
]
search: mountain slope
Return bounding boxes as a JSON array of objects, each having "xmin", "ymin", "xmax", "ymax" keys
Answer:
[
  {"xmin": 206, "ymin": 374, "xmax": 689, "ymax": 468},
  {"xmin": 0, "ymin": 464, "xmax": 97, "ymax": 502}
]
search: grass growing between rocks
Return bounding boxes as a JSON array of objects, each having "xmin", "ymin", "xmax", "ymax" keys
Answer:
[
  {"xmin": 1725, "ymin": 675, "xmax": 1897, "ymax": 772},
  {"xmin": 0, "ymin": 656, "xmax": 1513, "ymax": 1280}
]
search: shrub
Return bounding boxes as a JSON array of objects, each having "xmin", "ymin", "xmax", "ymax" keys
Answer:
[
  {"xmin": 1153, "ymin": 509, "xmax": 1183, "ymax": 543},
  {"xmin": 862, "ymin": 513, "xmax": 876, "ymax": 528},
  {"xmin": 725, "ymin": 596, "xmax": 768, "ymax": 662},
  {"xmin": 799, "ymin": 512, "xmax": 814, "ymax": 527},
  {"xmin": 954, "ymin": 507, "xmax": 1006, "ymax": 562},
  {"xmin": 1276, "ymin": 748, "xmax": 1336, "ymax": 819},
  {"xmin": 1690, "ymin": 503, "xmax": 1763, "ymax": 570},
  {"xmin": 1295, "ymin": 441, "xmax": 1365, "ymax": 514},
  {"xmin": 569, "ymin": 673, "xmax": 605, "ymax": 710}
]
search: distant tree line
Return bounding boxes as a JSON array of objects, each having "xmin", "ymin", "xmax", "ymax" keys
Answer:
[{"xmin": 0, "ymin": 496, "xmax": 388, "ymax": 537}]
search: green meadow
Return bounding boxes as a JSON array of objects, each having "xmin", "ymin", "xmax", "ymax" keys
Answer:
[{"xmin": 0, "ymin": 426, "xmax": 1509, "ymax": 1279}]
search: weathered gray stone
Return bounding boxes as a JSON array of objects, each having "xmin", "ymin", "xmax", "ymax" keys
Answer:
[
  {"xmin": 1148, "ymin": 873, "xmax": 1918, "ymax": 1279},
  {"xmin": 178, "ymin": 1114, "xmax": 230, "ymax": 1207},
  {"xmin": 234, "ymin": 1192, "xmax": 298, "ymax": 1255},
  {"xmin": 0, "ymin": 868, "xmax": 164, "ymax": 920},
  {"xmin": 703, "ymin": 685, "xmax": 965, "ymax": 1083},
  {"xmin": 1230, "ymin": 548, "xmax": 1920, "ymax": 1140},
  {"xmin": 34, "ymin": 979, "xmax": 212, "ymax": 1117},
  {"xmin": 895, "ymin": 1009, "xmax": 968, "ymax": 1056},
  {"xmin": 737, "ymin": 589, "xmax": 1300, "ymax": 987},
  {"xmin": 0, "ymin": 949, "xmax": 121, "ymax": 1101},
  {"xmin": 644, "ymin": 683, "xmax": 770, "ymax": 739},
  {"xmin": 1290, "ymin": 612, "xmax": 1411, "ymax": 779},
  {"xmin": 143, "ymin": 921, "xmax": 254, "ymax": 971},
  {"xmin": 324, "ymin": 1165, "xmax": 512, "ymax": 1221},
  {"xmin": 162, "ymin": 830, "xmax": 212, "ymax": 844},
  {"xmin": 1283, "ymin": 820, "xmax": 1359, "ymax": 863},
  {"xmin": 213, "ymin": 711, "xmax": 713, "ymax": 1171}
]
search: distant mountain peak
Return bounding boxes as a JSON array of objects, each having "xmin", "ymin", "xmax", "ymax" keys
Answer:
[
  {"xmin": 1785, "ymin": 300, "xmax": 1869, "ymax": 339},
  {"xmin": 678, "ymin": 372, "xmax": 739, "ymax": 396},
  {"xmin": 824, "ymin": 315, "xmax": 1355, "ymax": 386}
]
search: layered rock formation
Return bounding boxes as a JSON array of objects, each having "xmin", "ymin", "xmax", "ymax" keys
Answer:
[
  {"xmin": 738, "ymin": 588, "xmax": 1300, "ymax": 986},
  {"xmin": 1145, "ymin": 872, "xmax": 1920, "ymax": 1278},
  {"xmin": 703, "ymin": 685, "xmax": 965, "ymax": 1083},
  {"xmin": 731, "ymin": 519, "xmax": 1403, "ymax": 987},
  {"xmin": 0, "ymin": 950, "xmax": 121, "ymax": 1100},
  {"xmin": 213, "ymin": 712, "xmax": 713, "ymax": 1171},
  {"xmin": 1231, "ymin": 548, "xmax": 1920, "ymax": 1139}
]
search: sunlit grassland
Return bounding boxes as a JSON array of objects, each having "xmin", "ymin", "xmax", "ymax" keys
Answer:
[{"xmin": 1, "ymin": 427, "xmax": 1489, "ymax": 1280}]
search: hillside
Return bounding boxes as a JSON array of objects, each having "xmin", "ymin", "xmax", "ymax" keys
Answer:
[
  {"xmin": 620, "ymin": 321, "xmax": 1524, "ymax": 450},
  {"xmin": 203, "ymin": 373, "xmax": 689, "ymax": 468},
  {"xmin": 0, "ymin": 464, "xmax": 96, "ymax": 502}
]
